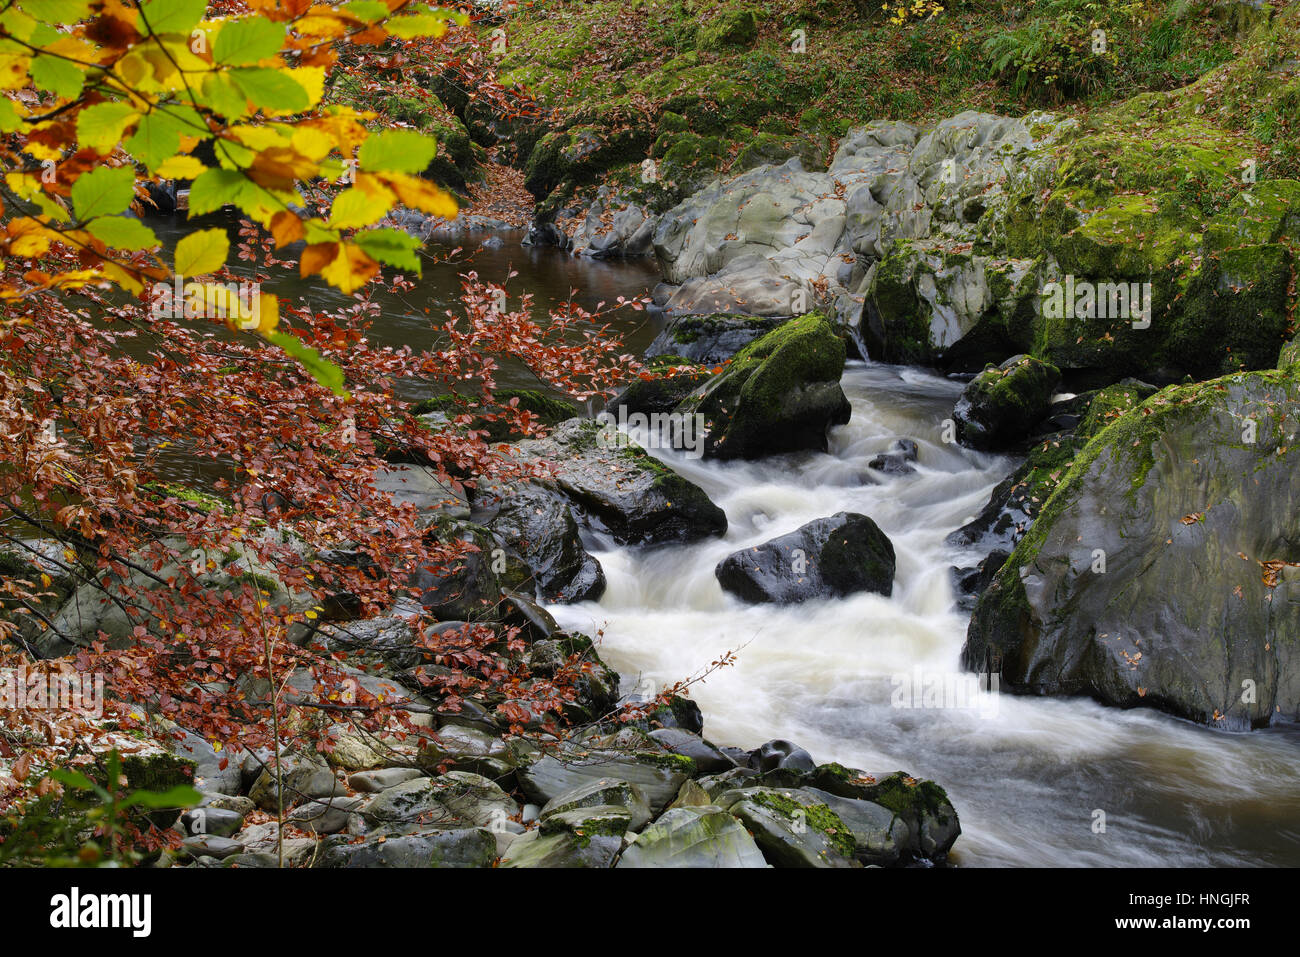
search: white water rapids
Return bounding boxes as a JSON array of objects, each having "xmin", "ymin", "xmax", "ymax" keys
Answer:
[{"xmin": 549, "ymin": 361, "xmax": 1300, "ymax": 866}]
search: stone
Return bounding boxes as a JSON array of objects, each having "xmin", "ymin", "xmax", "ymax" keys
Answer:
[
  {"xmin": 716, "ymin": 513, "xmax": 894, "ymax": 604},
  {"xmin": 618, "ymin": 805, "xmax": 768, "ymax": 867}
]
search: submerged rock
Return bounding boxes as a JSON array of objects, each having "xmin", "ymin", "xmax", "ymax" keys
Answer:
[{"xmin": 716, "ymin": 512, "xmax": 895, "ymax": 604}]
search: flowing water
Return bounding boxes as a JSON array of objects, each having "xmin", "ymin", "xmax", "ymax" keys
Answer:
[
  {"xmin": 132, "ymin": 220, "xmax": 1300, "ymax": 865},
  {"xmin": 547, "ymin": 361, "xmax": 1300, "ymax": 867}
]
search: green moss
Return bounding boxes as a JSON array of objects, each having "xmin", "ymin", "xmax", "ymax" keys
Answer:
[
  {"xmin": 750, "ymin": 790, "xmax": 857, "ymax": 860},
  {"xmin": 681, "ymin": 312, "xmax": 845, "ymax": 455},
  {"xmin": 141, "ymin": 482, "xmax": 228, "ymax": 515},
  {"xmin": 121, "ymin": 752, "xmax": 196, "ymax": 793},
  {"xmin": 697, "ymin": 6, "xmax": 759, "ymax": 51},
  {"xmin": 865, "ymin": 773, "xmax": 954, "ymax": 827}
]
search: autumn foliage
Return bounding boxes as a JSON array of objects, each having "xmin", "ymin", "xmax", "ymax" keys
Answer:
[{"xmin": 0, "ymin": 0, "xmax": 645, "ymax": 853}]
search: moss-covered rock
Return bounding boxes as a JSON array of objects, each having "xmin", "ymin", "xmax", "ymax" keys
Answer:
[
  {"xmin": 953, "ymin": 354, "xmax": 1062, "ymax": 451},
  {"xmin": 697, "ymin": 6, "xmax": 759, "ymax": 51},
  {"xmin": 964, "ymin": 368, "xmax": 1300, "ymax": 730},
  {"xmin": 677, "ymin": 313, "xmax": 851, "ymax": 459}
]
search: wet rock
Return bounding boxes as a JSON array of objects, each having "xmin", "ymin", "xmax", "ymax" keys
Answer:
[
  {"xmin": 521, "ymin": 750, "xmax": 692, "ymax": 814},
  {"xmin": 953, "ymin": 355, "xmax": 1061, "ymax": 451},
  {"xmin": 618, "ymin": 805, "xmax": 768, "ymax": 868},
  {"xmin": 498, "ymin": 829, "xmax": 622, "ymax": 868},
  {"xmin": 181, "ymin": 835, "xmax": 244, "ymax": 860},
  {"xmin": 867, "ymin": 438, "xmax": 919, "ymax": 475},
  {"xmin": 288, "ymin": 796, "xmax": 364, "ymax": 835},
  {"xmin": 540, "ymin": 780, "xmax": 653, "ymax": 834},
  {"xmin": 510, "ymin": 418, "xmax": 727, "ymax": 546},
  {"xmin": 347, "ymin": 768, "xmax": 425, "ymax": 793},
  {"xmin": 648, "ymin": 728, "xmax": 735, "ymax": 774},
  {"xmin": 716, "ymin": 512, "xmax": 895, "ymax": 604},
  {"xmin": 721, "ymin": 787, "xmax": 861, "ymax": 868},
  {"xmin": 749, "ymin": 739, "xmax": 817, "ymax": 773},
  {"xmin": 372, "ymin": 464, "xmax": 470, "ymax": 524},
  {"xmin": 483, "ymin": 483, "xmax": 606, "ymax": 603},
  {"xmin": 645, "ymin": 314, "xmax": 790, "ymax": 364},
  {"xmin": 964, "ymin": 369, "xmax": 1300, "ymax": 729},
  {"xmin": 181, "ymin": 806, "xmax": 245, "ymax": 839},
  {"xmin": 677, "ymin": 313, "xmax": 851, "ymax": 460},
  {"xmin": 316, "ymin": 828, "xmax": 497, "ymax": 868}
]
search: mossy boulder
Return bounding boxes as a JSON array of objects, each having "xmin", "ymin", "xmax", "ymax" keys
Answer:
[
  {"xmin": 948, "ymin": 379, "xmax": 1157, "ymax": 555},
  {"xmin": 677, "ymin": 313, "xmax": 851, "ymax": 459},
  {"xmin": 964, "ymin": 369, "xmax": 1300, "ymax": 730},
  {"xmin": 697, "ymin": 7, "xmax": 759, "ymax": 51},
  {"xmin": 715, "ymin": 512, "xmax": 895, "ymax": 604},
  {"xmin": 953, "ymin": 354, "xmax": 1062, "ymax": 451}
]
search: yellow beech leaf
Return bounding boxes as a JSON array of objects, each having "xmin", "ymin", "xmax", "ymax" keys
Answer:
[
  {"xmin": 290, "ymin": 66, "xmax": 326, "ymax": 109},
  {"xmin": 154, "ymin": 154, "xmax": 207, "ymax": 179},
  {"xmin": 7, "ymin": 218, "xmax": 55, "ymax": 257},
  {"xmin": 328, "ymin": 183, "xmax": 394, "ymax": 230},
  {"xmin": 0, "ymin": 55, "xmax": 31, "ymax": 90},
  {"xmin": 381, "ymin": 172, "xmax": 458, "ymax": 220},
  {"xmin": 173, "ymin": 227, "xmax": 229, "ymax": 276},
  {"xmin": 290, "ymin": 126, "xmax": 334, "ymax": 161},
  {"xmin": 319, "ymin": 242, "xmax": 380, "ymax": 294}
]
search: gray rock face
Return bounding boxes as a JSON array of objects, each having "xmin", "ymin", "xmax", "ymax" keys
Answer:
[
  {"xmin": 651, "ymin": 112, "xmax": 1071, "ymax": 352},
  {"xmin": 964, "ymin": 370, "xmax": 1300, "ymax": 729},
  {"xmin": 497, "ymin": 830, "xmax": 622, "ymax": 868},
  {"xmin": 716, "ymin": 513, "xmax": 895, "ymax": 604},
  {"xmin": 510, "ymin": 418, "xmax": 727, "ymax": 546},
  {"xmin": 617, "ymin": 806, "xmax": 768, "ymax": 868},
  {"xmin": 540, "ymin": 779, "xmax": 655, "ymax": 831},
  {"xmin": 518, "ymin": 749, "xmax": 693, "ymax": 813}
]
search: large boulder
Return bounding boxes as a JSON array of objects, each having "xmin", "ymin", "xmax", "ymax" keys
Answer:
[
  {"xmin": 510, "ymin": 418, "xmax": 727, "ymax": 546},
  {"xmin": 678, "ymin": 313, "xmax": 851, "ymax": 459},
  {"xmin": 964, "ymin": 369, "xmax": 1300, "ymax": 729},
  {"xmin": 953, "ymin": 354, "xmax": 1062, "ymax": 451},
  {"xmin": 715, "ymin": 512, "xmax": 895, "ymax": 604}
]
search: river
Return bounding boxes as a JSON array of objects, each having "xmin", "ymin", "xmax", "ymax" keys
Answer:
[{"xmin": 146, "ymin": 215, "xmax": 1300, "ymax": 866}]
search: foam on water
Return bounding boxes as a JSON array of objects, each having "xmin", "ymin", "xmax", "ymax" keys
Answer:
[{"xmin": 549, "ymin": 361, "xmax": 1300, "ymax": 866}]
